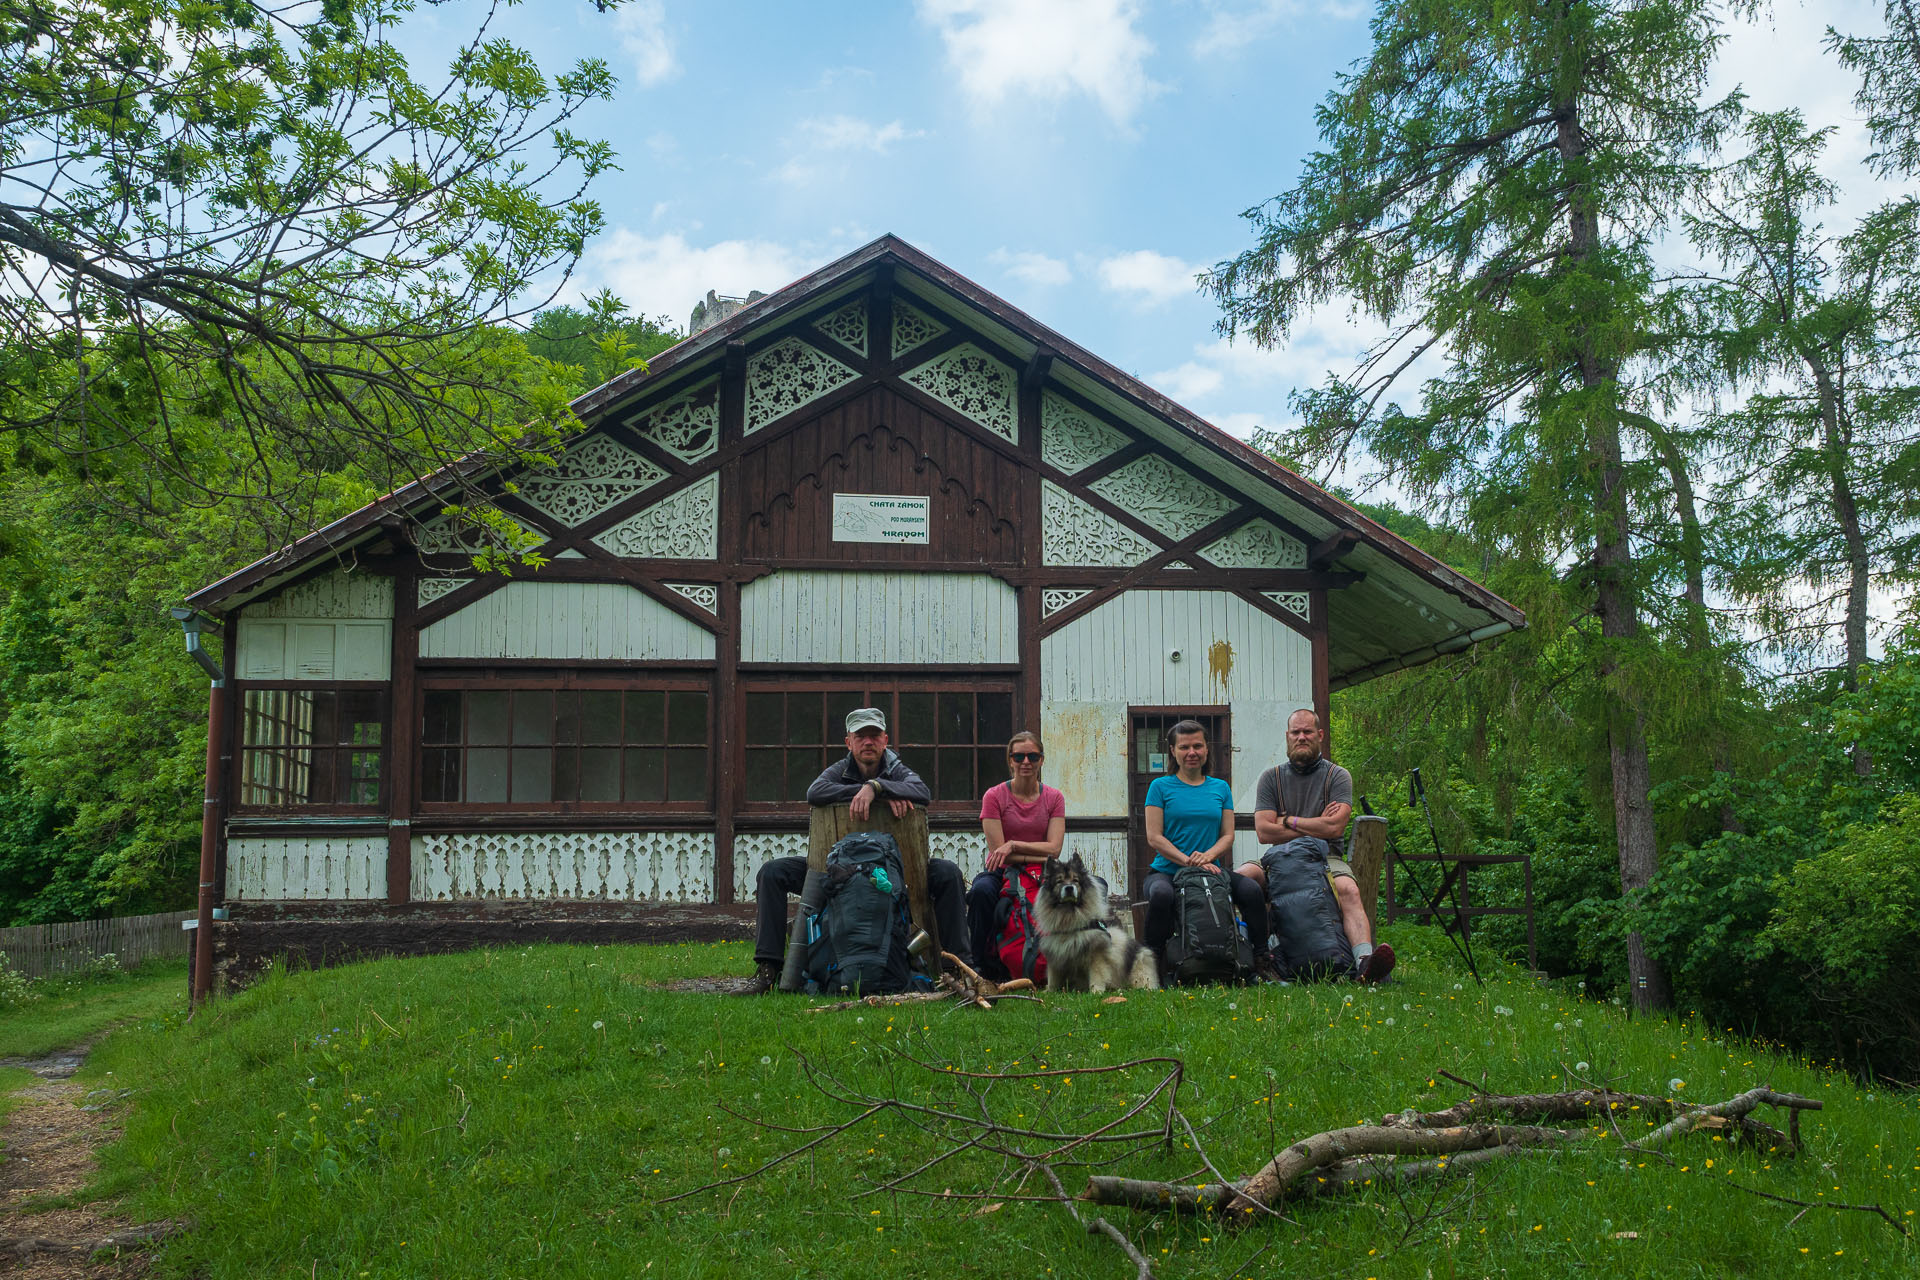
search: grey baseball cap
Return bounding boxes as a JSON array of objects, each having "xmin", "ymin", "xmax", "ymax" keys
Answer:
[{"xmin": 845, "ymin": 707, "xmax": 887, "ymax": 734}]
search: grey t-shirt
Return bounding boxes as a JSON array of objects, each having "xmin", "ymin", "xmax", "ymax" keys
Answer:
[{"xmin": 1254, "ymin": 758, "xmax": 1355, "ymax": 860}]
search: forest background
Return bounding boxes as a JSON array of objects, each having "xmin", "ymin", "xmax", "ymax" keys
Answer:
[{"xmin": 0, "ymin": 0, "xmax": 1916, "ymax": 1081}]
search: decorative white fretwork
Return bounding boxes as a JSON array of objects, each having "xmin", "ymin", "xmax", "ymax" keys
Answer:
[
  {"xmin": 1197, "ymin": 519, "xmax": 1308, "ymax": 569},
  {"xmin": 227, "ymin": 835, "xmax": 386, "ymax": 900},
  {"xmin": 744, "ymin": 336, "xmax": 860, "ymax": 435},
  {"xmin": 417, "ymin": 577, "xmax": 470, "ymax": 606},
  {"xmin": 892, "ymin": 300, "xmax": 947, "ymax": 359},
  {"xmin": 515, "ymin": 435, "xmax": 668, "ymax": 526},
  {"xmin": 592, "ymin": 473, "xmax": 719, "ymax": 560},
  {"xmin": 1089, "ymin": 456, "xmax": 1236, "ymax": 542},
  {"xmin": 1041, "ymin": 587, "xmax": 1095, "ymax": 616},
  {"xmin": 812, "ymin": 298, "xmax": 868, "ymax": 356},
  {"xmin": 1041, "ymin": 480, "xmax": 1160, "ymax": 567},
  {"xmin": 731, "ymin": 832, "xmax": 810, "ymax": 899},
  {"xmin": 903, "ymin": 344, "xmax": 1018, "ymax": 441},
  {"xmin": 411, "ymin": 831, "xmax": 715, "ymax": 903},
  {"xmin": 666, "ymin": 582, "xmax": 718, "ymax": 613},
  {"xmin": 634, "ymin": 379, "xmax": 720, "ymax": 462},
  {"xmin": 931, "ymin": 829, "xmax": 987, "ymax": 878},
  {"xmin": 415, "ymin": 509, "xmax": 540, "ymax": 557},
  {"xmin": 1166, "ymin": 561, "xmax": 1193, "ymax": 569},
  {"xmin": 1040, "ymin": 391, "xmax": 1129, "ymax": 474},
  {"xmin": 1264, "ymin": 591, "xmax": 1311, "ymax": 621}
]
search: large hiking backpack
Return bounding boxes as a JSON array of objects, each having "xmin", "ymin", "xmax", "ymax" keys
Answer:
[
  {"xmin": 995, "ymin": 865, "xmax": 1048, "ymax": 984},
  {"xmin": 1164, "ymin": 865, "xmax": 1253, "ymax": 984},
  {"xmin": 1261, "ymin": 837, "xmax": 1353, "ymax": 982},
  {"xmin": 803, "ymin": 833, "xmax": 913, "ymax": 994}
]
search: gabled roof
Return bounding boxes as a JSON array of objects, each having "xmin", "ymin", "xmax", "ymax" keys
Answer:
[{"xmin": 188, "ymin": 234, "xmax": 1522, "ymax": 686}]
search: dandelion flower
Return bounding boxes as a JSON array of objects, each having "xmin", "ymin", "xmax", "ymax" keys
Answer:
[
  {"xmin": 592, "ymin": 1020, "xmax": 604, "ymax": 1030},
  {"xmin": 1576, "ymin": 1062, "xmax": 1590, "ymax": 1073},
  {"xmin": 1669, "ymin": 1078, "xmax": 1685, "ymax": 1092}
]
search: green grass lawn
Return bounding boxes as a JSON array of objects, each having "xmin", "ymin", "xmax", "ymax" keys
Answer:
[
  {"xmin": 0, "ymin": 956, "xmax": 189, "ymax": 1059},
  {"xmin": 56, "ymin": 933, "xmax": 1919, "ymax": 1279}
]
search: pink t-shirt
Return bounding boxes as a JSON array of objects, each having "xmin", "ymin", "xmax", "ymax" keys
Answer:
[{"xmin": 980, "ymin": 783, "xmax": 1066, "ymax": 846}]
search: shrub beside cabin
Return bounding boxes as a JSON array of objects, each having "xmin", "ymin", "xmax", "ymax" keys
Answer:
[{"xmin": 183, "ymin": 236, "xmax": 1523, "ymax": 987}]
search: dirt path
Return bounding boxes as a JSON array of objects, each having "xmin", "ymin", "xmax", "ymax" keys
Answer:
[{"xmin": 0, "ymin": 1045, "xmax": 176, "ymax": 1278}]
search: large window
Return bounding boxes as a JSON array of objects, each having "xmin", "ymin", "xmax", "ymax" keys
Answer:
[
  {"xmin": 237, "ymin": 687, "xmax": 387, "ymax": 809},
  {"xmin": 419, "ymin": 683, "xmax": 709, "ymax": 807},
  {"xmin": 743, "ymin": 683, "xmax": 1014, "ymax": 807}
]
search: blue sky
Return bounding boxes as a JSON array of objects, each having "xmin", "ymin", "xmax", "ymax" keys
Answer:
[{"xmin": 416, "ymin": 0, "xmax": 1898, "ymax": 477}]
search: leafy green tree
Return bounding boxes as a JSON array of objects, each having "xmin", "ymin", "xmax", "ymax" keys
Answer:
[
  {"xmin": 1829, "ymin": 0, "xmax": 1920, "ymax": 177},
  {"xmin": 0, "ymin": 0, "xmax": 626, "ymax": 540},
  {"xmin": 524, "ymin": 292, "xmax": 681, "ymax": 395}
]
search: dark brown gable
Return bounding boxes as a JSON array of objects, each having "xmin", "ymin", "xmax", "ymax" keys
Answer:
[{"xmin": 739, "ymin": 385, "xmax": 1024, "ymax": 566}]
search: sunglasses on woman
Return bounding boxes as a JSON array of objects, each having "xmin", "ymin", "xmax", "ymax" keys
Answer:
[{"xmin": 1009, "ymin": 752, "xmax": 1042, "ymax": 763}]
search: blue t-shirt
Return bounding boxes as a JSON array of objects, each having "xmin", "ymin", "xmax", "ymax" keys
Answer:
[{"xmin": 1144, "ymin": 774, "xmax": 1236, "ymax": 875}]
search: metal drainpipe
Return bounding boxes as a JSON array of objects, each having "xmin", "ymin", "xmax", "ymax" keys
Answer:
[{"xmin": 172, "ymin": 609, "xmax": 226, "ymax": 1007}]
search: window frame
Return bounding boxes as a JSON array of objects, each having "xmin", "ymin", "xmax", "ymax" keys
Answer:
[
  {"xmin": 229, "ymin": 680, "xmax": 392, "ymax": 815},
  {"xmin": 738, "ymin": 677, "xmax": 1018, "ymax": 815},
  {"xmin": 415, "ymin": 672, "xmax": 714, "ymax": 814}
]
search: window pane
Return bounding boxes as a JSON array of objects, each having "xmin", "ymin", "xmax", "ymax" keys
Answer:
[
  {"xmin": 745, "ymin": 693, "xmax": 783, "ymax": 746},
  {"xmin": 937, "ymin": 748, "xmax": 974, "ymax": 802},
  {"xmin": 468, "ymin": 692, "xmax": 510, "ymax": 745},
  {"xmin": 977, "ymin": 693, "xmax": 1013, "ymax": 749},
  {"xmin": 578, "ymin": 749, "xmax": 620, "ymax": 802},
  {"xmin": 345, "ymin": 751, "xmax": 382, "ymax": 804},
  {"xmin": 420, "ymin": 748, "xmax": 460, "ymax": 802},
  {"xmin": 512, "ymin": 691, "xmax": 554, "ymax": 745},
  {"xmin": 937, "ymin": 692, "xmax": 971, "ymax": 745},
  {"xmin": 623, "ymin": 748, "xmax": 665, "ymax": 802},
  {"xmin": 465, "ymin": 747, "xmax": 509, "ymax": 801},
  {"xmin": 787, "ymin": 749, "xmax": 822, "ymax": 800},
  {"xmin": 306, "ymin": 691, "xmax": 338, "ymax": 745},
  {"xmin": 978, "ymin": 748, "xmax": 1008, "ymax": 791},
  {"xmin": 554, "ymin": 691, "xmax": 581, "ymax": 746},
  {"xmin": 897, "ymin": 692, "xmax": 935, "ymax": 745},
  {"xmin": 510, "ymin": 748, "xmax": 551, "ymax": 801},
  {"xmin": 667, "ymin": 691, "xmax": 707, "ymax": 745},
  {"xmin": 745, "ymin": 749, "xmax": 783, "ymax": 803},
  {"xmin": 423, "ymin": 690, "xmax": 461, "ymax": 745},
  {"xmin": 666, "ymin": 748, "xmax": 706, "ymax": 802},
  {"xmin": 787, "ymin": 692, "xmax": 823, "ymax": 744},
  {"xmin": 826, "ymin": 691, "xmax": 866, "ymax": 741},
  {"xmin": 554, "ymin": 747, "xmax": 580, "ymax": 801},
  {"xmin": 581, "ymin": 693, "xmax": 622, "ymax": 744},
  {"xmin": 625, "ymin": 691, "xmax": 664, "ymax": 744}
]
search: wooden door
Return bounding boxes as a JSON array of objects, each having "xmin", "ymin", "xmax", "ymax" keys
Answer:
[{"xmin": 1124, "ymin": 708, "xmax": 1231, "ymax": 898}]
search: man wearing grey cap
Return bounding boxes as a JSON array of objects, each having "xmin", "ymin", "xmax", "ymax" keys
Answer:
[{"xmin": 744, "ymin": 707, "xmax": 971, "ymax": 992}]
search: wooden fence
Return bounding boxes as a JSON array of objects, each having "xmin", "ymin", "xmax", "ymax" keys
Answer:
[{"xmin": 0, "ymin": 909, "xmax": 195, "ymax": 979}]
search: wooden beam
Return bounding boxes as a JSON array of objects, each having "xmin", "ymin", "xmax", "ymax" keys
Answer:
[
  {"xmin": 386, "ymin": 555, "xmax": 417, "ymax": 904},
  {"xmin": 1309, "ymin": 530, "xmax": 1361, "ymax": 570}
]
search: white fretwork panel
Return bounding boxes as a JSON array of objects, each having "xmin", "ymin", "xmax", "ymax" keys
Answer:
[
  {"xmin": 415, "ymin": 509, "xmax": 541, "ymax": 557},
  {"xmin": 902, "ymin": 344, "xmax": 1017, "ymax": 441},
  {"xmin": 593, "ymin": 472, "xmax": 719, "ymax": 560},
  {"xmin": 1041, "ymin": 588, "xmax": 1094, "ymax": 616},
  {"xmin": 892, "ymin": 300, "xmax": 947, "ymax": 358},
  {"xmin": 411, "ymin": 831, "xmax": 716, "ymax": 902},
  {"xmin": 667, "ymin": 582, "xmax": 718, "ymax": 614},
  {"xmin": 931, "ymin": 830, "xmax": 987, "ymax": 880},
  {"xmin": 741, "ymin": 571, "xmax": 1018, "ymax": 664},
  {"xmin": 1264, "ymin": 591, "xmax": 1310, "ymax": 621},
  {"xmin": 417, "ymin": 577, "xmax": 470, "ymax": 606},
  {"xmin": 731, "ymin": 832, "xmax": 810, "ymax": 899},
  {"xmin": 634, "ymin": 378, "xmax": 720, "ymax": 462},
  {"xmin": 744, "ymin": 337, "xmax": 860, "ymax": 435},
  {"xmin": 1090, "ymin": 456, "xmax": 1236, "ymax": 542},
  {"xmin": 245, "ymin": 570, "xmax": 394, "ymax": 620},
  {"xmin": 515, "ymin": 435, "xmax": 667, "ymax": 526},
  {"xmin": 417, "ymin": 581, "xmax": 714, "ymax": 661},
  {"xmin": 1166, "ymin": 561, "xmax": 1193, "ymax": 569},
  {"xmin": 812, "ymin": 298, "xmax": 868, "ymax": 355},
  {"xmin": 1197, "ymin": 519, "xmax": 1307, "ymax": 569},
  {"xmin": 226, "ymin": 835, "xmax": 386, "ymax": 901},
  {"xmin": 1041, "ymin": 480, "xmax": 1159, "ymax": 567},
  {"xmin": 1040, "ymin": 391, "xmax": 1130, "ymax": 474},
  {"xmin": 236, "ymin": 619, "xmax": 390, "ymax": 680}
]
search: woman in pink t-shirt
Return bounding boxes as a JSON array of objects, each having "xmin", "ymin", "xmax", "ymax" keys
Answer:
[{"xmin": 967, "ymin": 731, "xmax": 1066, "ymax": 977}]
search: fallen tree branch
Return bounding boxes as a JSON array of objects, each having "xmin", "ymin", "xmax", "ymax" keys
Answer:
[
  {"xmin": 1624, "ymin": 1087, "xmax": 1820, "ymax": 1153},
  {"xmin": 1387, "ymin": 1087, "xmax": 1801, "ymax": 1148},
  {"xmin": 1084, "ymin": 1142, "xmax": 1544, "ymax": 1215},
  {"xmin": 1035, "ymin": 1161, "xmax": 1156, "ymax": 1280}
]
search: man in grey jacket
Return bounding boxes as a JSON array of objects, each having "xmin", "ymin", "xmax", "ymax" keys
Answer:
[{"xmin": 743, "ymin": 707, "xmax": 970, "ymax": 992}]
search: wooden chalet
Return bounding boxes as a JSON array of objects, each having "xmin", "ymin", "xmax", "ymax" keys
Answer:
[{"xmin": 182, "ymin": 235, "xmax": 1524, "ymax": 984}]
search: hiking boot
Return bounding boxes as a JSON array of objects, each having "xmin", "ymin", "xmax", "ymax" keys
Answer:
[
  {"xmin": 739, "ymin": 961, "xmax": 781, "ymax": 995},
  {"xmin": 1356, "ymin": 943, "xmax": 1396, "ymax": 985},
  {"xmin": 1251, "ymin": 956, "xmax": 1285, "ymax": 985}
]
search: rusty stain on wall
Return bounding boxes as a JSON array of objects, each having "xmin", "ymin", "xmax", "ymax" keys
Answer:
[{"xmin": 1207, "ymin": 639, "xmax": 1234, "ymax": 692}]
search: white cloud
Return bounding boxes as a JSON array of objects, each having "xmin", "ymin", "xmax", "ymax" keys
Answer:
[
  {"xmin": 775, "ymin": 115, "xmax": 923, "ymax": 187},
  {"xmin": 616, "ymin": 1, "xmax": 677, "ymax": 88},
  {"xmin": 917, "ymin": 0, "xmax": 1161, "ymax": 126},
  {"xmin": 990, "ymin": 248, "xmax": 1072, "ymax": 286},
  {"xmin": 1191, "ymin": 0, "xmax": 1368, "ymax": 56},
  {"xmin": 575, "ymin": 231, "xmax": 804, "ymax": 329},
  {"xmin": 1097, "ymin": 250, "xmax": 1206, "ymax": 306}
]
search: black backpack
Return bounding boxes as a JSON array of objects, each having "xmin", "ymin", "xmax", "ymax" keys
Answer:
[
  {"xmin": 1261, "ymin": 838, "xmax": 1354, "ymax": 982},
  {"xmin": 804, "ymin": 833, "xmax": 913, "ymax": 994},
  {"xmin": 1164, "ymin": 866, "xmax": 1253, "ymax": 984}
]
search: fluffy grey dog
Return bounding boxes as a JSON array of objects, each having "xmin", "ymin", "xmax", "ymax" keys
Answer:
[{"xmin": 1033, "ymin": 854, "xmax": 1160, "ymax": 992}]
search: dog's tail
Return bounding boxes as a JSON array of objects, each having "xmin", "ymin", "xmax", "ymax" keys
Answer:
[{"xmin": 1122, "ymin": 939, "xmax": 1160, "ymax": 990}]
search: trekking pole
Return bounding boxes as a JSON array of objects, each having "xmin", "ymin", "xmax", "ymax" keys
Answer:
[
  {"xmin": 1362, "ymin": 793, "xmax": 1479, "ymax": 982},
  {"xmin": 778, "ymin": 867, "xmax": 831, "ymax": 992},
  {"xmin": 1408, "ymin": 769, "xmax": 1481, "ymax": 984}
]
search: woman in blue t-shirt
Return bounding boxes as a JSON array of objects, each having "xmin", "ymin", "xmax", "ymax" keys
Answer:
[{"xmin": 1143, "ymin": 720, "xmax": 1275, "ymax": 982}]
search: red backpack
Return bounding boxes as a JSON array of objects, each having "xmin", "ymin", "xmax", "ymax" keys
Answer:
[{"xmin": 996, "ymin": 864, "xmax": 1048, "ymax": 984}]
